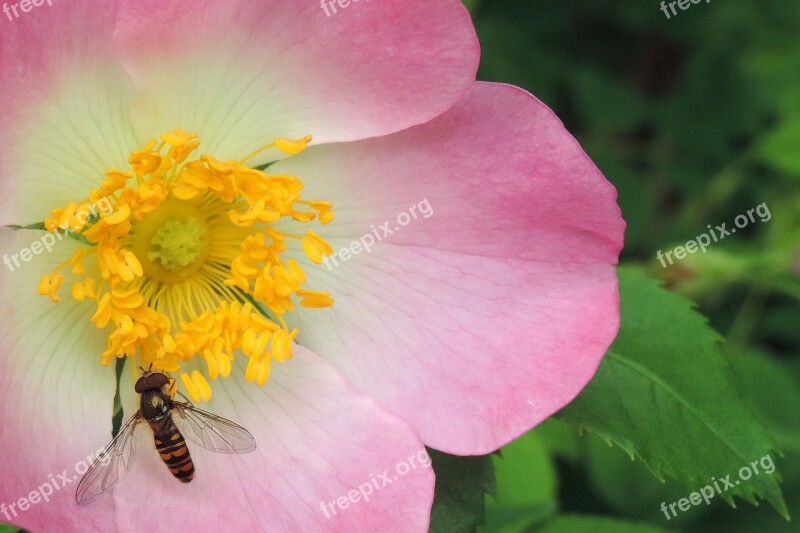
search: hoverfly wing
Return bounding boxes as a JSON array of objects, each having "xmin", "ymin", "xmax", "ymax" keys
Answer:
[
  {"xmin": 76, "ymin": 411, "xmax": 142, "ymax": 506},
  {"xmin": 173, "ymin": 403, "xmax": 256, "ymax": 454}
]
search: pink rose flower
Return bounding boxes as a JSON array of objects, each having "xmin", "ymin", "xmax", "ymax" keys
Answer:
[{"xmin": 0, "ymin": 0, "xmax": 624, "ymax": 531}]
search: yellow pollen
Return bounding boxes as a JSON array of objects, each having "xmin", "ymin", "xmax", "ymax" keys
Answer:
[{"xmin": 38, "ymin": 130, "xmax": 335, "ymax": 400}]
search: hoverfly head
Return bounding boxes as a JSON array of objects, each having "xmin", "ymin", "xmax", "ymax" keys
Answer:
[{"xmin": 134, "ymin": 370, "xmax": 170, "ymax": 393}]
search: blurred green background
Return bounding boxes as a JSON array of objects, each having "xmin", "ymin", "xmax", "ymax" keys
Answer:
[{"xmin": 468, "ymin": 1, "xmax": 800, "ymax": 532}]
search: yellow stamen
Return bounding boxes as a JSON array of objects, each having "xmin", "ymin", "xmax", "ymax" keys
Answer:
[
  {"xmin": 38, "ymin": 131, "xmax": 335, "ymax": 400},
  {"xmin": 297, "ymin": 290, "xmax": 335, "ymax": 309},
  {"xmin": 301, "ymin": 230, "xmax": 334, "ymax": 264},
  {"xmin": 240, "ymin": 134, "xmax": 313, "ymax": 164},
  {"xmin": 38, "ymin": 274, "xmax": 64, "ymax": 303}
]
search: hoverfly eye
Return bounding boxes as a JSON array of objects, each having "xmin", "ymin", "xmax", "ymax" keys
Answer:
[
  {"xmin": 134, "ymin": 373, "xmax": 169, "ymax": 393},
  {"xmin": 149, "ymin": 372, "xmax": 170, "ymax": 389},
  {"xmin": 134, "ymin": 377, "xmax": 147, "ymax": 393}
]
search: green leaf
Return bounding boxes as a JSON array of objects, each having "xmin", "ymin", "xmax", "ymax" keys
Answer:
[
  {"xmin": 7, "ymin": 222, "xmax": 47, "ymax": 231},
  {"xmin": 533, "ymin": 418, "xmax": 581, "ymax": 464},
  {"xmin": 482, "ymin": 430, "xmax": 557, "ymax": 532},
  {"xmin": 557, "ymin": 267, "xmax": 788, "ymax": 518},
  {"xmin": 726, "ymin": 345, "xmax": 800, "ymax": 453},
  {"xmin": 583, "ymin": 435, "xmax": 688, "ymax": 523},
  {"xmin": 530, "ymin": 514, "xmax": 674, "ymax": 533},
  {"xmin": 6, "ymin": 223, "xmax": 93, "ymax": 246},
  {"xmin": 758, "ymin": 118, "xmax": 800, "ymax": 176},
  {"xmin": 430, "ymin": 449, "xmax": 495, "ymax": 533}
]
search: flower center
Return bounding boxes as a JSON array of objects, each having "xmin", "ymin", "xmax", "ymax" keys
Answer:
[
  {"xmin": 38, "ymin": 129, "xmax": 336, "ymax": 401},
  {"xmin": 130, "ymin": 199, "xmax": 209, "ymax": 283},
  {"xmin": 149, "ymin": 217, "xmax": 206, "ymax": 270}
]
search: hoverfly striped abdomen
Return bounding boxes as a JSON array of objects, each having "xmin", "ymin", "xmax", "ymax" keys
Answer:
[
  {"xmin": 76, "ymin": 370, "xmax": 255, "ymax": 505},
  {"xmin": 153, "ymin": 416, "xmax": 195, "ymax": 483}
]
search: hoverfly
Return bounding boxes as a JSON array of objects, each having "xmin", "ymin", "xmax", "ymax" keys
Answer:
[{"xmin": 76, "ymin": 369, "xmax": 256, "ymax": 505}]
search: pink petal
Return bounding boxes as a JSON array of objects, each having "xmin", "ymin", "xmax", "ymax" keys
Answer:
[
  {"xmin": 112, "ymin": 0, "xmax": 479, "ymax": 163},
  {"xmin": 0, "ymin": 0, "xmax": 139, "ymax": 225},
  {"xmin": 271, "ymin": 82, "xmax": 625, "ymax": 454},
  {"xmin": 113, "ymin": 346, "xmax": 434, "ymax": 532},
  {"xmin": 0, "ymin": 229, "xmax": 117, "ymax": 530}
]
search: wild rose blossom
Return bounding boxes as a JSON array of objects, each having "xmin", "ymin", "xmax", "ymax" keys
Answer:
[{"xmin": 0, "ymin": 0, "xmax": 624, "ymax": 531}]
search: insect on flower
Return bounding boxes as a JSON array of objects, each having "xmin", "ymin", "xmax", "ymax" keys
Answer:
[
  {"xmin": 75, "ymin": 368, "xmax": 256, "ymax": 505},
  {"xmin": 0, "ymin": 0, "xmax": 625, "ymax": 529}
]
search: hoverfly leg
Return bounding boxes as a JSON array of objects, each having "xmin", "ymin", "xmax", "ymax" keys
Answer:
[{"xmin": 174, "ymin": 388, "xmax": 194, "ymax": 405}]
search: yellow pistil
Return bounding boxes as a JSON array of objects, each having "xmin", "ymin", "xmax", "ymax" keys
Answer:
[
  {"xmin": 38, "ymin": 129, "xmax": 335, "ymax": 401},
  {"xmin": 148, "ymin": 218, "xmax": 206, "ymax": 270}
]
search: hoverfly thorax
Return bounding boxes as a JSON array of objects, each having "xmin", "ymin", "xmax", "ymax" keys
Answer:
[{"xmin": 135, "ymin": 370, "xmax": 173, "ymax": 420}]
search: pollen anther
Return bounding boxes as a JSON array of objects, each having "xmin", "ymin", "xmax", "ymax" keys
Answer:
[{"xmin": 38, "ymin": 130, "xmax": 336, "ymax": 399}]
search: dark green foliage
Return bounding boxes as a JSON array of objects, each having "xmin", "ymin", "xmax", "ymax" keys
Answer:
[
  {"xmin": 430, "ymin": 450, "xmax": 496, "ymax": 533},
  {"xmin": 470, "ymin": 1, "xmax": 800, "ymax": 532}
]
